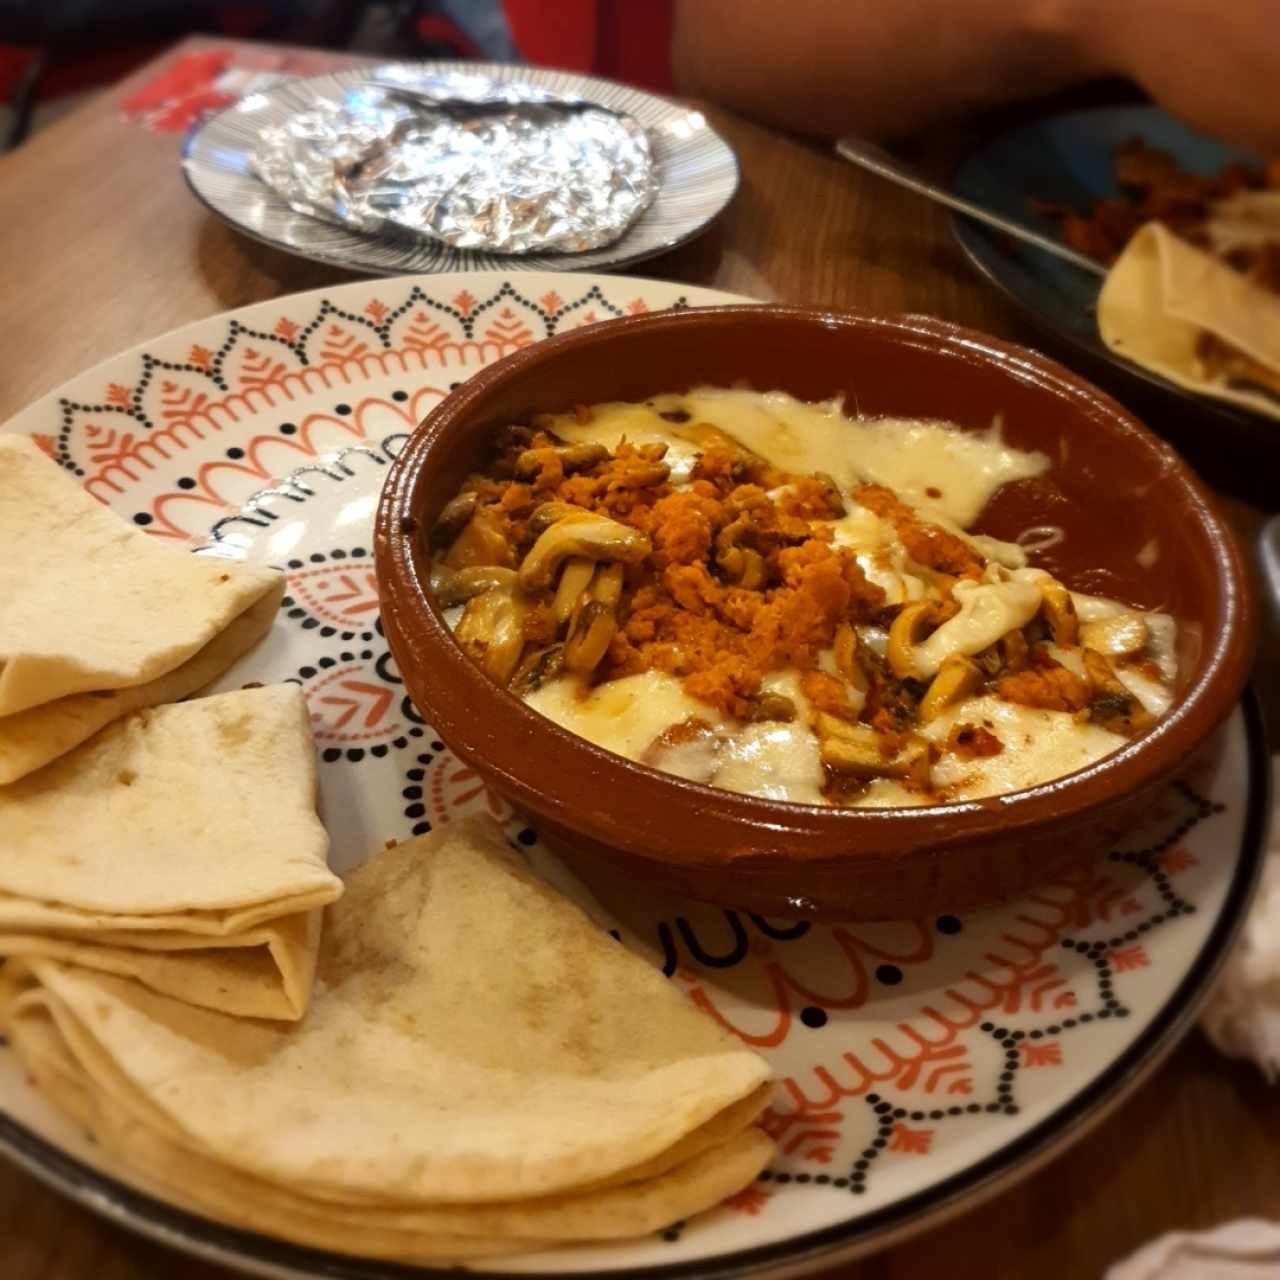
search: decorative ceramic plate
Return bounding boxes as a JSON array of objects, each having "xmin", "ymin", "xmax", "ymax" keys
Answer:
[
  {"xmin": 0, "ymin": 272, "xmax": 1267, "ymax": 1279},
  {"xmin": 183, "ymin": 64, "xmax": 738, "ymax": 276},
  {"xmin": 951, "ymin": 105, "xmax": 1271, "ymax": 450}
]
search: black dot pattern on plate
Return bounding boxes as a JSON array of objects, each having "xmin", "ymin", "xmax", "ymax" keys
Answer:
[
  {"xmin": 70, "ymin": 325, "xmax": 1233, "ymax": 1219},
  {"xmin": 800, "ymin": 1006, "xmax": 828, "ymax": 1029},
  {"xmin": 742, "ymin": 781, "xmax": 1224, "ymax": 1199},
  {"xmin": 398, "ymin": 750, "xmax": 443, "ymax": 831},
  {"xmin": 281, "ymin": 548, "xmax": 378, "ymax": 642},
  {"xmin": 844, "ymin": 1096, "xmax": 897, "ymax": 1195}
]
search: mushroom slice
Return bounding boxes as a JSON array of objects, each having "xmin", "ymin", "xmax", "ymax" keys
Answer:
[
  {"xmin": 564, "ymin": 600, "xmax": 617, "ymax": 674},
  {"xmin": 455, "ymin": 586, "xmax": 527, "ymax": 684},
  {"xmin": 528, "ymin": 500, "xmax": 599, "ymax": 537},
  {"xmin": 1080, "ymin": 611, "xmax": 1149, "ymax": 659},
  {"xmin": 431, "ymin": 491, "xmax": 479, "ymax": 549},
  {"xmin": 515, "ymin": 442, "xmax": 610, "ymax": 478},
  {"xmin": 727, "ymin": 548, "xmax": 766, "ymax": 590},
  {"xmin": 444, "ymin": 506, "xmax": 514, "ymax": 570},
  {"xmin": 1039, "ymin": 578, "xmax": 1078, "ymax": 646},
  {"xmin": 591, "ymin": 561, "xmax": 625, "ymax": 609},
  {"xmin": 552, "ymin": 556, "xmax": 596, "ymax": 626},
  {"xmin": 1000, "ymin": 627, "xmax": 1029, "ymax": 672},
  {"xmin": 973, "ymin": 626, "xmax": 1031, "ymax": 677},
  {"xmin": 833, "ymin": 622, "xmax": 868, "ymax": 692},
  {"xmin": 887, "ymin": 599, "xmax": 944, "ymax": 680},
  {"xmin": 434, "ymin": 565, "xmax": 518, "ymax": 608},
  {"xmin": 672, "ymin": 421, "xmax": 768, "ymax": 463},
  {"xmin": 511, "ymin": 644, "xmax": 565, "ymax": 696},
  {"xmin": 918, "ymin": 654, "xmax": 984, "ymax": 723},
  {"xmin": 743, "ymin": 693, "xmax": 797, "ymax": 722},
  {"xmin": 715, "ymin": 519, "xmax": 767, "ymax": 589},
  {"xmin": 609, "ymin": 459, "xmax": 672, "ymax": 489},
  {"xmin": 1083, "ymin": 650, "xmax": 1155, "ymax": 735},
  {"xmin": 818, "ymin": 717, "xmax": 932, "ymax": 786},
  {"xmin": 519, "ymin": 514, "xmax": 651, "ymax": 593}
]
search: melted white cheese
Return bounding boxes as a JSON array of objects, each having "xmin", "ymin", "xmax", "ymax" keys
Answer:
[
  {"xmin": 524, "ymin": 671, "xmax": 724, "ymax": 762},
  {"xmin": 456, "ymin": 390, "xmax": 1175, "ymax": 808},
  {"xmin": 713, "ymin": 721, "xmax": 826, "ymax": 806},
  {"xmin": 524, "ymin": 667, "xmax": 830, "ymax": 804},
  {"xmin": 858, "ymin": 696, "xmax": 1127, "ymax": 807},
  {"xmin": 544, "ymin": 399, "xmax": 704, "ymax": 485},
  {"xmin": 1069, "ymin": 593, "xmax": 1177, "ymax": 716},
  {"xmin": 910, "ymin": 577, "xmax": 1043, "ymax": 678},
  {"xmin": 709, "ymin": 670, "xmax": 828, "ymax": 805},
  {"xmin": 549, "ymin": 387, "xmax": 1048, "ymax": 527}
]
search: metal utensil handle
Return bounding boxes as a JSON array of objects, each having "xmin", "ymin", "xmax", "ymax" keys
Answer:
[{"xmin": 835, "ymin": 137, "xmax": 1108, "ymax": 279}]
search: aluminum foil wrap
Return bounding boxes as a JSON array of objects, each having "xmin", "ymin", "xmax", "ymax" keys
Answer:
[{"xmin": 250, "ymin": 71, "xmax": 657, "ymax": 254}]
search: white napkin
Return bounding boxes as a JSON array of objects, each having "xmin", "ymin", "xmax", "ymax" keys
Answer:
[
  {"xmin": 1108, "ymin": 1220, "xmax": 1280, "ymax": 1279},
  {"xmin": 1199, "ymin": 756, "xmax": 1280, "ymax": 1078}
]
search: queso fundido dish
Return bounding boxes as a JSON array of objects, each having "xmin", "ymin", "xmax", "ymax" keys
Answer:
[{"xmin": 428, "ymin": 388, "xmax": 1177, "ymax": 809}]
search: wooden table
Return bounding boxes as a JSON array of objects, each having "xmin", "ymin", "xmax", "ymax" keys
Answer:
[{"xmin": 1, "ymin": 35, "xmax": 1276, "ymax": 1280}]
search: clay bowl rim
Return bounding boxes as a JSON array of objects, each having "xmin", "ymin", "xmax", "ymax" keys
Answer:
[{"xmin": 375, "ymin": 304, "xmax": 1253, "ymax": 864}]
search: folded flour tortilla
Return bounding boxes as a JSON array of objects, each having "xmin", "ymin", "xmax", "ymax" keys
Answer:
[
  {"xmin": 0, "ymin": 434, "xmax": 284, "ymax": 782},
  {"xmin": 1098, "ymin": 222, "xmax": 1280, "ymax": 421},
  {"xmin": 0, "ymin": 685, "xmax": 340, "ymax": 1019},
  {"xmin": 0, "ymin": 818, "xmax": 774, "ymax": 1259}
]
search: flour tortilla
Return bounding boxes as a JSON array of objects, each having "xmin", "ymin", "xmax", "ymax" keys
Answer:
[
  {"xmin": 1098, "ymin": 222, "xmax": 1280, "ymax": 421},
  {"xmin": 0, "ymin": 434, "xmax": 284, "ymax": 715},
  {"xmin": 0, "ymin": 583, "xmax": 282, "ymax": 785},
  {"xmin": 0, "ymin": 685, "xmax": 340, "ymax": 1018},
  {"xmin": 0, "ymin": 434, "xmax": 284, "ymax": 782},
  {"xmin": 0, "ymin": 1002, "xmax": 534, "ymax": 1260},
  {"xmin": 0, "ymin": 818, "xmax": 773, "ymax": 1230},
  {"xmin": 15, "ymin": 1020, "xmax": 771, "ymax": 1259}
]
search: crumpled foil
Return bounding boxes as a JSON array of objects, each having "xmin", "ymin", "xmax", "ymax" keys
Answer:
[{"xmin": 250, "ymin": 71, "xmax": 657, "ymax": 254}]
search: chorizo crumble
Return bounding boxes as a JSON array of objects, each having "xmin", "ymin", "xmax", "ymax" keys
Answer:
[{"xmin": 430, "ymin": 400, "xmax": 1173, "ymax": 806}]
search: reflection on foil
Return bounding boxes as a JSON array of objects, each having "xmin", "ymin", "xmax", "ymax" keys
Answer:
[{"xmin": 250, "ymin": 71, "xmax": 656, "ymax": 254}]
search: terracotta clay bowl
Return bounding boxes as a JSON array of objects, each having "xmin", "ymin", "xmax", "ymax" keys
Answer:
[{"xmin": 374, "ymin": 306, "xmax": 1253, "ymax": 921}]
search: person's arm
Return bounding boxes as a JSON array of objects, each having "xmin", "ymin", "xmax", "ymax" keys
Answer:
[
  {"xmin": 671, "ymin": 0, "xmax": 1097, "ymax": 142},
  {"xmin": 671, "ymin": 0, "xmax": 1280, "ymax": 153}
]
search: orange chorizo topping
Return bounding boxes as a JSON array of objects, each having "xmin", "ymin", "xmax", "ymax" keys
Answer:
[
  {"xmin": 603, "ymin": 540, "xmax": 885, "ymax": 718},
  {"xmin": 996, "ymin": 659, "xmax": 1090, "ymax": 713},
  {"xmin": 778, "ymin": 475, "xmax": 846, "ymax": 521},
  {"xmin": 868, "ymin": 708, "xmax": 910, "ymax": 757},
  {"xmin": 432, "ymin": 404, "xmax": 1174, "ymax": 812},
  {"xmin": 800, "ymin": 671, "xmax": 859, "ymax": 720},
  {"xmin": 854, "ymin": 484, "xmax": 983, "ymax": 578},
  {"xmin": 946, "ymin": 723, "xmax": 1004, "ymax": 758},
  {"xmin": 649, "ymin": 491, "xmax": 721, "ymax": 566}
]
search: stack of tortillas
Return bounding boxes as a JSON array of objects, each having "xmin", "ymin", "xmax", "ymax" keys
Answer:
[
  {"xmin": 0, "ymin": 684, "xmax": 342, "ymax": 1019},
  {"xmin": 0, "ymin": 433, "xmax": 284, "ymax": 783},
  {"xmin": 0, "ymin": 818, "xmax": 775, "ymax": 1259},
  {"xmin": 1098, "ymin": 221, "xmax": 1280, "ymax": 421}
]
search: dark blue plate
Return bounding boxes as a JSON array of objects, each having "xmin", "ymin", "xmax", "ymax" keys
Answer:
[{"xmin": 951, "ymin": 105, "xmax": 1272, "ymax": 451}]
